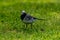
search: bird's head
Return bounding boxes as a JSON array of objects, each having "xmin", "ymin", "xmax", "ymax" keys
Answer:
[
  {"xmin": 21, "ymin": 10, "xmax": 26, "ymax": 14},
  {"xmin": 21, "ymin": 10, "xmax": 27, "ymax": 16},
  {"xmin": 22, "ymin": 10, "xmax": 25, "ymax": 13}
]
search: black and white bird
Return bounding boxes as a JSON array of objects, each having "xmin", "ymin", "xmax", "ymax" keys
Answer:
[{"xmin": 20, "ymin": 10, "xmax": 44, "ymax": 28}]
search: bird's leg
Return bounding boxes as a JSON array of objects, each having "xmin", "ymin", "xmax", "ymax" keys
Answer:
[
  {"xmin": 31, "ymin": 23, "xmax": 33, "ymax": 29},
  {"xmin": 25, "ymin": 23, "xmax": 28, "ymax": 28}
]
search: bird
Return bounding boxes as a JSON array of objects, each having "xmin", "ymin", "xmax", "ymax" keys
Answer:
[{"xmin": 20, "ymin": 10, "xmax": 44, "ymax": 28}]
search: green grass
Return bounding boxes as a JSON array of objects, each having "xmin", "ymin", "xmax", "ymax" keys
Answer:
[{"xmin": 0, "ymin": 0, "xmax": 60, "ymax": 40}]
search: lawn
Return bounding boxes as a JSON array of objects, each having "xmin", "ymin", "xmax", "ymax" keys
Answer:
[{"xmin": 0, "ymin": 0, "xmax": 60, "ymax": 40}]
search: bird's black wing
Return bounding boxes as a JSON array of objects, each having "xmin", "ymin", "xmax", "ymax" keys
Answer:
[
  {"xmin": 24, "ymin": 14, "xmax": 44, "ymax": 20},
  {"xmin": 24, "ymin": 14, "xmax": 33, "ymax": 21}
]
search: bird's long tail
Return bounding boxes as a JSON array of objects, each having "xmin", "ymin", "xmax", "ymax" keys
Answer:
[{"xmin": 34, "ymin": 17, "xmax": 45, "ymax": 20}]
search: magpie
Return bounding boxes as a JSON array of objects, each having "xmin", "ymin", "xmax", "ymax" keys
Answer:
[{"xmin": 20, "ymin": 10, "xmax": 44, "ymax": 28}]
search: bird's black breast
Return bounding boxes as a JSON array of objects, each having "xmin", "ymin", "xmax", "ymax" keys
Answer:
[{"xmin": 20, "ymin": 13, "xmax": 26, "ymax": 20}]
